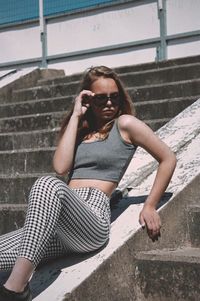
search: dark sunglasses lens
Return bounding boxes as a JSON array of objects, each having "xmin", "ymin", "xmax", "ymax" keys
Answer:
[
  {"xmin": 93, "ymin": 93, "xmax": 120, "ymax": 106},
  {"xmin": 110, "ymin": 93, "xmax": 120, "ymax": 105},
  {"xmin": 93, "ymin": 94, "xmax": 108, "ymax": 106}
]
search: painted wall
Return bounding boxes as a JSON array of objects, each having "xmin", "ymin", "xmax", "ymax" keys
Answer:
[{"xmin": 0, "ymin": 0, "xmax": 199, "ymax": 74}]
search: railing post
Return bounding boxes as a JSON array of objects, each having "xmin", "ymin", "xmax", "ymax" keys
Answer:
[
  {"xmin": 39, "ymin": 0, "xmax": 47, "ymax": 68},
  {"xmin": 157, "ymin": 0, "xmax": 167, "ymax": 61}
]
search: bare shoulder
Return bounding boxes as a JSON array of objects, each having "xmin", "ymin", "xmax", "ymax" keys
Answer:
[
  {"xmin": 117, "ymin": 114, "xmax": 150, "ymax": 144},
  {"xmin": 118, "ymin": 114, "xmax": 144, "ymax": 129},
  {"xmin": 118, "ymin": 114, "xmax": 163, "ymax": 147},
  {"xmin": 117, "ymin": 115, "xmax": 175, "ymax": 163}
]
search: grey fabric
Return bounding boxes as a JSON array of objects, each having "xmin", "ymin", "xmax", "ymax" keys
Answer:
[{"xmin": 70, "ymin": 120, "xmax": 137, "ymax": 183}]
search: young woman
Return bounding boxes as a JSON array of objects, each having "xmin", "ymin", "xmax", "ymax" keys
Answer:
[{"xmin": 0, "ymin": 66, "xmax": 176, "ymax": 301}]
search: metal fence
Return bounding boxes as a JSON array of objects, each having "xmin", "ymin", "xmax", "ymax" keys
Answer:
[{"xmin": 0, "ymin": 0, "xmax": 200, "ymax": 70}]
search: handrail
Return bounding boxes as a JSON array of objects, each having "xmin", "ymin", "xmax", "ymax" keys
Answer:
[{"xmin": 0, "ymin": 0, "xmax": 199, "ymax": 71}]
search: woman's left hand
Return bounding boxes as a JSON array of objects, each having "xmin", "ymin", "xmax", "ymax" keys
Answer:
[{"xmin": 139, "ymin": 204, "xmax": 161, "ymax": 241}]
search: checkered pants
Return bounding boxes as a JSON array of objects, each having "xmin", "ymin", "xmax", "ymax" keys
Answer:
[{"xmin": 0, "ymin": 176, "xmax": 111, "ymax": 270}]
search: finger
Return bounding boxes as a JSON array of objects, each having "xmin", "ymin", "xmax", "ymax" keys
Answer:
[
  {"xmin": 139, "ymin": 215, "xmax": 146, "ymax": 228},
  {"xmin": 149, "ymin": 223, "xmax": 161, "ymax": 240},
  {"xmin": 80, "ymin": 90, "xmax": 95, "ymax": 99},
  {"xmin": 146, "ymin": 219, "xmax": 159, "ymax": 239}
]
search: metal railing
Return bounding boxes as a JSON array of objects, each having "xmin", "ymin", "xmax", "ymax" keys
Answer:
[{"xmin": 0, "ymin": 0, "xmax": 199, "ymax": 71}]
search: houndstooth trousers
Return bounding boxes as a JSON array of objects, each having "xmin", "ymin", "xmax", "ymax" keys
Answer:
[{"xmin": 0, "ymin": 176, "xmax": 111, "ymax": 270}]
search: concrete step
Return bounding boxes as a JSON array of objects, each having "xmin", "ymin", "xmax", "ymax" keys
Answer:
[
  {"xmin": 12, "ymin": 81, "xmax": 78, "ymax": 102},
  {"xmin": 0, "ymin": 95, "xmax": 197, "ymax": 150},
  {"xmin": 0, "ymin": 128, "xmax": 59, "ymax": 151},
  {"xmin": 114, "ymin": 54, "xmax": 200, "ymax": 74},
  {"xmin": 1, "ymin": 85, "xmax": 197, "ymax": 124},
  {"xmin": 0, "ymin": 173, "xmax": 55, "ymax": 204},
  {"xmin": 0, "ymin": 107, "xmax": 168, "ymax": 134},
  {"xmin": 0, "ymin": 68, "xmax": 65, "ymax": 103},
  {"xmin": 0, "ymin": 115, "xmax": 170, "ymax": 153},
  {"xmin": 0, "ymin": 148, "xmax": 55, "ymax": 175},
  {"xmin": 187, "ymin": 205, "xmax": 200, "ymax": 248},
  {"xmin": 38, "ymin": 73, "xmax": 83, "ymax": 86},
  {"xmin": 144, "ymin": 117, "xmax": 170, "ymax": 131},
  {"xmin": 0, "ymin": 116, "xmax": 171, "ymax": 154},
  {"xmin": 38, "ymin": 62, "xmax": 200, "ymax": 89},
  {"xmin": 0, "ymin": 203, "xmax": 27, "ymax": 235},
  {"xmin": 0, "ymin": 95, "xmax": 72, "ymax": 118},
  {"xmin": 121, "ymin": 62, "xmax": 200, "ymax": 87},
  {"xmin": 11, "ymin": 77, "xmax": 200, "ymax": 104},
  {"xmin": 38, "ymin": 74, "xmax": 82, "ymax": 86},
  {"xmin": 0, "ymin": 111, "xmax": 64, "ymax": 133},
  {"xmin": 134, "ymin": 247, "xmax": 200, "ymax": 301},
  {"xmin": 38, "ymin": 54, "xmax": 200, "ymax": 87},
  {"xmin": 128, "ymin": 78, "xmax": 200, "ymax": 102},
  {"xmin": 0, "ymin": 174, "xmax": 67, "ymax": 233},
  {"xmin": 135, "ymin": 96, "xmax": 197, "ymax": 121}
]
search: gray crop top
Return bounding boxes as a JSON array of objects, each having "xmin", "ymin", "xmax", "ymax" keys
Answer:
[{"xmin": 69, "ymin": 120, "xmax": 137, "ymax": 183}]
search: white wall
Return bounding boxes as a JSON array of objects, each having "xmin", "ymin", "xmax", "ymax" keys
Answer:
[
  {"xmin": 167, "ymin": 0, "xmax": 200, "ymax": 35},
  {"xmin": 0, "ymin": 0, "xmax": 199, "ymax": 75},
  {"xmin": 0, "ymin": 25, "xmax": 41, "ymax": 61},
  {"xmin": 47, "ymin": 2, "xmax": 159, "ymax": 55}
]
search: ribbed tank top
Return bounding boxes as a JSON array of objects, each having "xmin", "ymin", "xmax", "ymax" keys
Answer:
[{"xmin": 69, "ymin": 119, "xmax": 137, "ymax": 183}]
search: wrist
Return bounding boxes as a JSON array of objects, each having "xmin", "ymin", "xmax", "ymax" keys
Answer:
[
  {"xmin": 70, "ymin": 113, "xmax": 81, "ymax": 122},
  {"xmin": 143, "ymin": 201, "xmax": 157, "ymax": 210}
]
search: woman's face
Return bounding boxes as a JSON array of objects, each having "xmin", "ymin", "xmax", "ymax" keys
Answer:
[{"xmin": 90, "ymin": 77, "xmax": 120, "ymax": 125}]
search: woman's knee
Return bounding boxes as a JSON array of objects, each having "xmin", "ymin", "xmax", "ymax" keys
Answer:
[{"xmin": 29, "ymin": 176, "xmax": 61, "ymax": 200}]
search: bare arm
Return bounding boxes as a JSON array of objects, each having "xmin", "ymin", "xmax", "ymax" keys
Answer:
[
  {"xmin": 118, "ymin": 115, "xmax": 177, "ymax": 240},
  {"xmin": 53, "ymin": 90, "xmax": 94, "ymax": 175}
]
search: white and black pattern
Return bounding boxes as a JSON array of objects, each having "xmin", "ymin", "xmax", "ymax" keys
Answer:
[{"xmin": 0, "ymin": 176, "xmax": 111, "ymax": 271}]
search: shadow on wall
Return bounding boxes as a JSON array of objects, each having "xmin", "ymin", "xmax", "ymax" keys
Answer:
[{"xmin": 0, "ymin": 192, "xmax": 172, "ymax": 298}]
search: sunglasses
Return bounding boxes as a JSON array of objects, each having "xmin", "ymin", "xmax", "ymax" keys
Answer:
[{"xmin": 83, "ymin": 92, "xmax": 120, "ymax": 107}]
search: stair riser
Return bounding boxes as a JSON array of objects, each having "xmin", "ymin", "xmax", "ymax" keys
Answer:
[
  {"xmin": 0, "ymin": 130, "xmax": 59, "ymax": 151},
  {"xmin": 188, "ymin": 208, "xmax": 200, "ymax": 248},
  {"xmin": 147, "ymin": 119, "xmax": 167, "ymax": 131},
  {"xmin": 0, "ymin": 97, "xmax": 72, "ymax": 118},
  {"xmin": 38, "ymin": 73, "xmax": 82, "ymax": 86},
  {"xmin": 0, "ymin": 150, "xmax": 54, "ymax": 175},
  {"xmin": 0, "ymin": 96, "xmax": 194, "ymax": 134},
  {"xmin": 129, "ymin": 80, "xmax": 200, "ymax": 101},
  {"xmin": 38, "ymin": 64, "xmax": 200, "ymax": 88},
  {"xmin": 13, "ymin": 82, "xmax": 78, "ymax": 102},
  {"xmin": 0, "ymin": 113, "xmax": 165, "ymax": 134},
  {"xmin": 1, "ymin": 93, "xmax": 196, "ymax": 122},
  {"xmin": 0, "ymin": 69, "xmax": 65, "ymax": 104},
  {"xmin": 122, "ymin": 64, "xmax": 200, "ymax": 87},
  {"xmin": 0, "ymin": 112, "xmax": 64, "ymax": 133},
  {"xmin": 114, "ymin": 55, "xmax": 200, "ymax": 74},
  {"xmin": 12, "ymin": 79, "xmax": 200, "ymax": 104},
  {"xmin": 0, "ymin": 177, "xmax": 38, "ymax": 204},
  {"xmin": 0, "ymin": 121, "xmax": 164, "ymax": 151},
  {"xmin": 134, "ymin": 260, "xmax": 200, "ymax": 301},
  {"xmin": 0, "ymin": 206, "xmax": 27, "ymax": 235},
  {"xmin": 136, "ymin": 98, "xmax": 196, "ymax": 121},
  {"xmin": 38, "ymin": 55, "xmax": 200, "ymax": 87}
]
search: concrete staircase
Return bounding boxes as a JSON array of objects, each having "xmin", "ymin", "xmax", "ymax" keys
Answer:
[
  {"xmin": 134, "ymin": 203, "xmax": 200, "ymax": 301},
  {"xmin": 0, "ymin": 55, "xmax": 200, "ymax": 234},
  {"xmin": 24, "ymin": 99, "xmax": 199, "ymax": 301},
  {"xmin": 0, "ymin": 56, "xmax": 200, "ymax": 300}
]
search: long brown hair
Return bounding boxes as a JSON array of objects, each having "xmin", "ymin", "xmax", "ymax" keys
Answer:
[{"xmin": 59, "ymin": 66, "xmax": 135, "ymax": 141}]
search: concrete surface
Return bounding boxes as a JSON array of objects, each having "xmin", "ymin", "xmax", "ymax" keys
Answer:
[
  {"xmin": 134, "ymin": 247, "xmax": 200, "ymax": 301},
  {"xmin": 0, "ymin": 57, "xmax": 200, "ymax": 299},
  {"xmin": 0, "ymin": 98, "xmax": 196, "ymax": 300}
]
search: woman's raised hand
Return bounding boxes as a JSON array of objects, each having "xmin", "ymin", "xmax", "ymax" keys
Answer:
[{"xmin": 73, "ymin": 90, "xmax": 94, "ymax": 118}]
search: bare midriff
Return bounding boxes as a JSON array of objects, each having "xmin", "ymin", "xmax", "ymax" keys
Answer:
[{"xmin": 68, "ymin": 179, "xmax": 118, "ymax": 197}]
